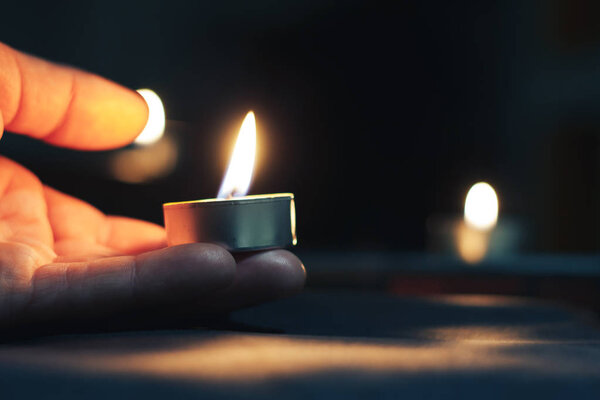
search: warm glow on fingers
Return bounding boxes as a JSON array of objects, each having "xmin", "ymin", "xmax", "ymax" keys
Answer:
[
  {"xmin": 464, "ymin": 182, "xmax": 498, "ymax": 230},
  {"xmin": 217, "ymin": 111, "xmax": 257, "ymax": 199},
  {"xmin": 134, "ymin": 89, "xmax": 166, "ymax": 146}
]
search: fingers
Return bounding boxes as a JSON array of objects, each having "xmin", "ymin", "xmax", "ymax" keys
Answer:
[
  {"xmin": 24, "ymin": 247, "xmax": 304, "ymax": 322},
  {"xmin": 0, "ymin": 42, "xmax": 148, "ymax": 150},
  {"xmin": 105, "ymin": 216, "xmax": 166, "ymax": 255},
  {"xmin": 196, "ymin": 250, "xmax": 306, "ymax": 313},
  {"xmin": 44, "ymin": 186, "xmax": 166, "ymax": 258},
  {"xmin": 27, "ymin": 244, "xmax": 236, "ymax": 320}
]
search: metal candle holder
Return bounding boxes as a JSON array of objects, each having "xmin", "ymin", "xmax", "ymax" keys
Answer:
[{"xmin": 163, "ymin": 193, "xmax": 296, "ymax": 252}]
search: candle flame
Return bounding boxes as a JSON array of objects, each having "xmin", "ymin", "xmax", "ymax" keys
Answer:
[
  {"xmin": 455, "ymin": 182, "xmax": 498, "ymax": 264},
  {"xmin": 464, "ymin": 182, "xmax": 499, "ymax": 231},
  {"xmin": 217, "ymin": 111, "xmax": 257, "ymax": 199},
  {"xmin": 134, "ymin": 89, "xmax": 166, "ymax": 146}
]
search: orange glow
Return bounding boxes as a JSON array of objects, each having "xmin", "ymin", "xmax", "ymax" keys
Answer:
[
  {"xmin": 217, "ymin": 111, "xmax": 257, "ymax": 199},
  {"xmin": 0, "ymin": 335, "xmax": 539, "ymax": 382},
  {"xmin": 455, "ymin": 222, "xmax": 490, "ymax": 264},
  {"xmin": 109, "ymin": 136, "xmax": 177, "ymax": 183}
]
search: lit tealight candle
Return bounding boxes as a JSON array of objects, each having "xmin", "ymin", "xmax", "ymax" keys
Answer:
[
  {"xmin": 163, "ymin": 111, "xmax": 297, "ymax": 251},
  {"xmin": 455, "ymin": 182, "xmax": 498, "ymax": 263}
]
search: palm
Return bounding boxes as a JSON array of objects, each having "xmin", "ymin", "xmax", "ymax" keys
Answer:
[{"xmin": 0, "ymin": 157, "xmax": 305, "ymax": 325}]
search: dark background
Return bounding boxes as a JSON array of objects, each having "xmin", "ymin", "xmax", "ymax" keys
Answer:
[{"xmin": 0, "ymin": 0, "xmax": 599, "ymax": 253}]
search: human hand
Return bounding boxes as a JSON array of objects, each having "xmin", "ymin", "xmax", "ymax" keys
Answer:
[{"xmin": 0, "ymin": 42, "xmax": 305, "ymax": 327}]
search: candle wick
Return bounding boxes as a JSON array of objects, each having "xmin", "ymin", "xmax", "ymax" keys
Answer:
[{"xmin": 225, "ymin": 188, "xmax": 236, "ymax": 200}]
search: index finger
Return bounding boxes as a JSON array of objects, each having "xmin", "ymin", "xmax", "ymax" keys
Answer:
[{"xmin": 0, "ymin": 42, "xmax": 148, "ymax": 150}]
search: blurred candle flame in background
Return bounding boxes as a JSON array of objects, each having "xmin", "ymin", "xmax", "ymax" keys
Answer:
[
  {"xmin": 464, "ymin": 182, "xmax": 499, "ymax": 230},
  {"xmin": 217, "ymin": 111, "xmax": 257, "ymax": 199},
  {"xmin": 457, "ymin": 182, "xmax": 499, "ymax": 264},
  {"xmin": 134, "ymin": 89, "xmax": 166, "ymax": 146}
]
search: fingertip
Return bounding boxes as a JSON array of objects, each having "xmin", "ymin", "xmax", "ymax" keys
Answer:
[
  {"xmin": 263, "ymin": 250, "xmax": 306, "ymax": 296},
  {"xmin": 236, "ymin": 249, "xmax": 306, "ymax": 297},
  {"xmin": 105, "ymin": 216, "xmax": 167, "ymax": 255},
  {"xmin": 44, "ymin": 74, "xmax": 150, "ymax": 150}
]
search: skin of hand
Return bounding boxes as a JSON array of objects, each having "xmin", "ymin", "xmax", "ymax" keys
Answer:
[{"xmin": 0, "ymin": 42, "xmax": 306, "ymax": 327}]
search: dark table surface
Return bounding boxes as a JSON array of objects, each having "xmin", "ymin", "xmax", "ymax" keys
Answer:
[{"xmin": 1, "ymin": 289, "xmax": 600, "ymax": 399}]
